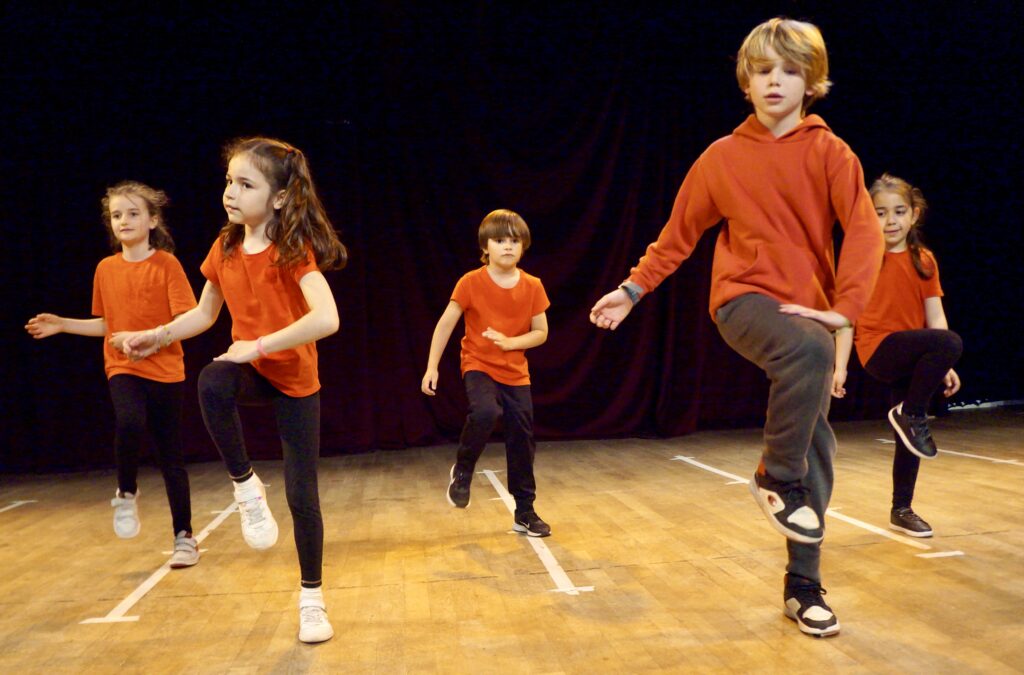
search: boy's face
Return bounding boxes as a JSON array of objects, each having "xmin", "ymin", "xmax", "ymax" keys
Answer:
[
  {"xmin": 745, "ymin": 46, "xmax": 813, "ymax": 128},
  {"xmin": 108, "ymin": 194, "xmax": 157, "ymax": 249},
  {"xmin": 485, "ymin": 236, "xmax": 523, "ymax": 270}
]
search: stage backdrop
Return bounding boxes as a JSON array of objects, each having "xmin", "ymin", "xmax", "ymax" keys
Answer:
[{"xmin": 3, "ymin": 3, "xmax": 1020, "ymax": 472}]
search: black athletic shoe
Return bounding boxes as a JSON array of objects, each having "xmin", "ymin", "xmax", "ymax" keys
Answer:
[
  {"xmin": 446, "ymin": 464, "xmax": 471, "ymax": 508},
  {"xmin": 513, "ymin": 511, "xmax": 551, "ymax": 537},
  {"xmin": 888, "ymin": 403, "xmax": 938, "ymax": 459},
  {"xmin": 784, "ymin": 575, "xmax": 840, "ymax": 637},
  {"xmin": 890, "ymin": 506, "xmax": 933, "ymax": 537},
  {"xmin": 749, "ymin": 470, "xmax": 823, "ymax": 544}
]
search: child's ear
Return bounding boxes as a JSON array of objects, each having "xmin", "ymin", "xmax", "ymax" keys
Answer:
[
  {"xmin": 911, "ymin": 206, "xmax": 921, "ymax": 225},
  {"xmin": 273, "ymin": 189, "xmax": 287, "ymax": 210}
]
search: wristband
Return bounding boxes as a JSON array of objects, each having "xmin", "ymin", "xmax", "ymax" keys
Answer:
[
  {"xmin": 256, "ymin": 336, "xmax": 269, "ymax": 358},
  {"xmin": 619, "ymin": 283, "xmax": 641, "ymax": 306}
]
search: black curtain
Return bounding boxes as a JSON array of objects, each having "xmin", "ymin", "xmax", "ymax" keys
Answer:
[{"xmin": 3, "ymin": 3, "xmax": 1020, "ymax": 472}]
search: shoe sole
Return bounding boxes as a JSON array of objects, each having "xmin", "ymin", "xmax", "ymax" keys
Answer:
[
  {"xmin": 783, "ymin": 606, "xmax": 841, "ymax": 637},
  {"xmin": 446, "ymin": 465, "xmax": 470, "ymax": 508},
  {"xmin": 889, "ymin": 523, "xmax": 933, "ymax": 538},
  {"xmin": 748, "ymin": 479, "xmax": 823, "ymax": 544},
  {"xmin": 512, "ymin": 523, "xmax": 550, "ymax": 537},
  {"xmin": 888, "ymin": 404, "xmax": 937, "ymax": 460},
  {"xmin": 169, "ymin": 557, "xmax": 200, "ymax": 569}
]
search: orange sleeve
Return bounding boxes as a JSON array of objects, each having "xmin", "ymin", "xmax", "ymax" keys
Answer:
[
  {"xmin": 165, "ymin": 254, "xmax": 197, "ymax": 316},
  {"xmin": 627, "ymin": 154, "xmax": 722, "ymax": 294}
]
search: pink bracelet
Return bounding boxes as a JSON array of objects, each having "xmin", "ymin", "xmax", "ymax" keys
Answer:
[{"xmin": 256, "ymin": 336, "xmax": 269, "ymax": 358}]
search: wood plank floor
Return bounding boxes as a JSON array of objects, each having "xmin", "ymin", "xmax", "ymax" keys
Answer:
[{"xmin": 1, "ymin": 407, "xmax": 1022, "ymax": 673}]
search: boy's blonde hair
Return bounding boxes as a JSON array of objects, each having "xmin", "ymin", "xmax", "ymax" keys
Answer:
[
  {"xmin": 736, "ymin": 17, "xmax": 832, "ymax": 110},
  {"xmin": 478, "ymin": 209, "xmax": 531, "ymax": 264}
]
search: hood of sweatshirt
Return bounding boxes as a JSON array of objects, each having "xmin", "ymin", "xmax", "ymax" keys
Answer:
[{"xmin": 732, "ymin": 114, "xmax": 830, "ymax": 143}]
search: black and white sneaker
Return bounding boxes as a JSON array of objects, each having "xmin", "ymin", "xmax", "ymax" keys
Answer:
[
  {"xmin": 890, "ymin": 507, "xmax": 933, "ymax": 537},
  {"xmin": 784, "ymin": 575, "xmax": 840, "ymax": 637},
  {"xmin": 446, "ymin": 464, "xmax": 471, "ymax": 508},
  {"xmin": 888, "ymin": 403, "xmax": 938, "ymax": 459},
  {"xmin": 749, "ymin": 470, "xmax": 823, "ymax": 543},
  {"xmin": 513, "ymin": 511, "xmax": 551, "ymax": 537}
]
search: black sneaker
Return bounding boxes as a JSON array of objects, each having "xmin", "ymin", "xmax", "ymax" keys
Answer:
[
  {"xmin": 783, "ymin": 575, "xmax": 840, "ymax": 637},
  {"xmin": 446, "ymin": 464, "xmax": 471, "ymax": 508},
  {"xmin": 888, "ymin": 403, "xmax": 938, "ymax": 459},
  {"xmin": 749, "ymin": 470, "xmax": 823, "ymax": 544},
  {"xmin": 890, "ymin": 506, "xmax": 933, "ymax": 537},
  {"xmin": 513, "ymin": 511, "xmax": 551, "ymax": 537}
]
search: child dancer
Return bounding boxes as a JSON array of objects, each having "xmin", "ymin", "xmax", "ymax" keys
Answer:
[
  {"xmin": 122, "ymin": 138, "xmax": 346, "ymax": 643},
  {"xmin": 591, "ymin": 18, "xmax": 884, "ymax": 636},
  {"xmin": 421, "ymin": 209, "xmax": 552, "ymax": 537},
  {"xmin": 25, "ymin": 181, "xmax": 199, "ymax": 567},
  {"xmin": 830, "ymin": 173, "xmax": 962, "ymax": 537}
]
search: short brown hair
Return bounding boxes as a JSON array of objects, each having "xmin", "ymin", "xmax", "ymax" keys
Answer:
[
  {"xmin": 101, "ymin": 181, "xmax": 174, "ymax": 253},
  {"xmin": 477, "ymin": 209, "xmax": 531, "ymax": 264},
  {"xmin": 736, "ymin": 17, "xmax": 831, "ymax": 111}
]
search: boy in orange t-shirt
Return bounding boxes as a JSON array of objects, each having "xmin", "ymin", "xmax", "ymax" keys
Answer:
[
  {"xmin": 26, "ymin": 181, "xmax": 199, "ymax": 568},
  {"xmin": 422, "ymin": 209, "xmax": 552, "ymax": 537}
]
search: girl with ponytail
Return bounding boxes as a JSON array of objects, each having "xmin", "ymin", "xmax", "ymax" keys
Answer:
[
  {"xmin": 120, "ymin": 137, "xmax": 346, "ymax": 643},
  {"xmin": 832, "ymin": 173, "xmax": 962, "ymax": 538}
]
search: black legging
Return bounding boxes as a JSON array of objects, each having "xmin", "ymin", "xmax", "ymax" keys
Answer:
[
  {"xmin": 197, "ymin": 361, "xmax": 323, "ymax": 586},
  {"xmin": 864, "ymin": 329, "xmax": 963, "ymax": 508},
  {"xmin": 108, "ymin": 375, "xmax": 192, "ymax": 535}
]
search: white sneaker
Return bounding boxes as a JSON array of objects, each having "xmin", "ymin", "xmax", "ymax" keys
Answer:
[
  {"xmin": 169, "ymin": 531, "xmax": 200, "ymax": 568},
  {"xmin": 233, "ymin": 473, "xmax": 278, "ymax": 550},
  {"xmin": 298, "ymin": 588, "xmax": 334, "ymax": 643},
  {"xmin": 111, "ymin": 489, "xmax": 141, "ymax": 539}
]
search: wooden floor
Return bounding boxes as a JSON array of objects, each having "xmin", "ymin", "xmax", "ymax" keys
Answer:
[{"xmin": 1, "ymin": 407, "xmax": 1022, "ymax": 674}]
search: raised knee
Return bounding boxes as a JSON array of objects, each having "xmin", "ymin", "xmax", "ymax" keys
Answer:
[
  {"xmin": 942, "ymin": 330, "xmax": 964, "ymax": 359},
  {"xmin": 197, "ymin": 361, "xmax": 235, "ymax": 399}
]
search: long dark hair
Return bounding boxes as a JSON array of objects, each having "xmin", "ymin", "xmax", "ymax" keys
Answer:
[
  {"xmin": 869, "ymin": 173, "xmax": 934, "ymax": 280},
  {"xmin": 220, "ymin": 137, "xmax": 347, "ymax": 271},
  {"xmin": 101, "ymin": 181, "xmax": 175, "ymax": 253}
]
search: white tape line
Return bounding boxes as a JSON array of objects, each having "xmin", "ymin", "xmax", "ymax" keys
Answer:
[
  {"xmin": 81, "ymin": 500, "xmax": 238, "ymax": 624},
  {"xmin": 479, "ymin": 469, "xmax": 593, "ymax": 596},
  {"xmin": 0, "ymin": 500, "xmax": 37, "ymax": 513},
  {"xmin": 671, "ymin": 456, "xmax": 933, "ymax": 552},
  {"xmin": 916, "ymin": 551, "xmax": 965, "ymax": 558}
]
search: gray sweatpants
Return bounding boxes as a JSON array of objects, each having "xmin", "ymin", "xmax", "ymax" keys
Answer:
[{"xmin": 715, "ymin": 293, "xmax": 836, "ymax": 583}]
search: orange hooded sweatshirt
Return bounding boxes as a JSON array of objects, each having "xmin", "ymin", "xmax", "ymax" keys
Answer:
[{"xmin": 628, "ymin": 114, "xmax": 883, "ymax": 323}]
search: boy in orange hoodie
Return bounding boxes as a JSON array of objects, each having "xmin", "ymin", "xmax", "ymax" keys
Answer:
[{"xmin": 591, "ymin": 18, "xmax": 884, "ymax": 637}]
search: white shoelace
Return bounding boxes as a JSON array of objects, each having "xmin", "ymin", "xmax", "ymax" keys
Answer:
[
  {"xmin": 300, "ymin": 606, "xmax": 329, "ymax": 626},
  {"xmin": 239, "ymin": 497, "xmax": 267, "ymax": 526}
]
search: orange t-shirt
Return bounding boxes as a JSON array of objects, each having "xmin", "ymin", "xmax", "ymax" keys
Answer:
[
  {"xmin": 91, "ymin": 250, "xmax": 197, "ymax": 382},
  {"xmin": 627, "ymin": 114, "xmax": 884, "ymax": 324},
  {"xmin": 854, "ymin": 249, "xmax": 943, "ymax": 365},
  {"xmin": 201, "ymin": 239, "xmax": 320, "ymax": 397},
  {"xmin": 451, "ymin": 266, "xmax": 550, "ymax": 386}
]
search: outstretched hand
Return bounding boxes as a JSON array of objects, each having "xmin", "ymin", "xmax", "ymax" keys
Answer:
[
  {"xmin": 778, "ymin": 304, "xmax": 851, "ymax": 330},
  {"xmin": 25, "ymin": 313, "xmax": 62, "ymax": 339},
  {"xmin": 590, "ymin": 288, "xmax": 633, "ymax": 331}
]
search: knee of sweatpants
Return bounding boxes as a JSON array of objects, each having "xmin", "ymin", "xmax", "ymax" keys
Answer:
[
  {"xmin": 197, "ymin": 361, "xmax": 237, "ymax": 402},
  {"xmin": 791, "ymin": 326, "xmax": 834, "ymax": 372}
]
